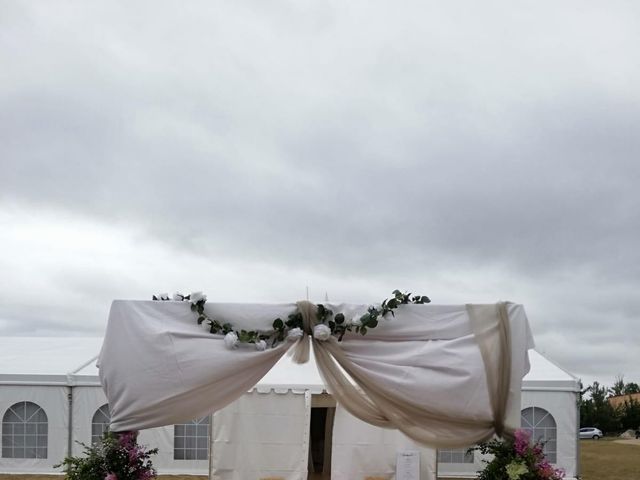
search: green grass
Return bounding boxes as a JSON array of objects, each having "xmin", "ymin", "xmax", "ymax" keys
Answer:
[{"xmin": 579, "ymin": 438, "xmax": 640, "ymax": 480}]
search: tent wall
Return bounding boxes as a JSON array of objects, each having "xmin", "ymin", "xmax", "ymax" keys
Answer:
[
  {"xmin": 437, "ymin": 389, "xmax": 579, "ymax": 479},
  {"xmin": 72, "ymin": 386, "xmax": 108, "ymax": 456},
  {"xmin": 211, "ymin": 391, "xmax": 310, "ymax": 480},
  {"xmin": 522, "ymin": 390, "xmax": 578, "ymax": 479},
  {"xmin": 139, "ymin": 425, "xmax": 208, "ymax": 474},
  {"xmin": 0, "ymin": 385, "xmax": 68, "ymax": 473},
  {"xmin": 74, "ymin": 385, "xmax": 208, "ymax": 474},
  {"xmin": 331, "ymin": 405, "xmax": 437, "ymax": 480}
]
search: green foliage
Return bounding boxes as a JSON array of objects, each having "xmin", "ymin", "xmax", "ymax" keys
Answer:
[
  {"xmin": 56, "ymin": 431, "xmax": 158, "ymax": 480},
  {"xmin": 158, "ymin": 289, "xmax": 431, "ymax": 349}
]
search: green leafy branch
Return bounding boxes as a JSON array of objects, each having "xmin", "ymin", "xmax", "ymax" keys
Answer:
[{"xmin": 153, "ymin": 289, "xmax": 430, "ymax": 349}]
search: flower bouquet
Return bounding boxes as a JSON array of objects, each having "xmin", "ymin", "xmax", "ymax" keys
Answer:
[
  {"xmin": 475, "ymin": 429, "xmax": 565, "ymax": 480},
  {"xmin": 56, "ymin": 431, "xmax": 158, "ymax": 480}
]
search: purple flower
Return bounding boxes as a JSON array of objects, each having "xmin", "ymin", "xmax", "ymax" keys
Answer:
[
  {"xmin": 138, "ymin": 469, "xmax": 156, "ymax": 480},
  {"xmin": 514, "ymin": 429, "xmax": 531, "ymax": 456},
  {"xmin": 105, "ymin": 473, "xmax": 118, "ymax": 480},
  {"xmin": 118, "ymin": 431, "xmax": 138, "ymax": 447},
  {"xmin": 128, "ymin": 446, "xmax": 141, "ymax": 463}
]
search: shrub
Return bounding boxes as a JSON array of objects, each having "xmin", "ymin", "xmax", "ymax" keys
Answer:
[{"xmin": 56, "ymin": 431, "xmax": 158, "ymax": 480}]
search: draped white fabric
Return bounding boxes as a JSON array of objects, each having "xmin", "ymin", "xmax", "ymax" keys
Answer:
[{"xmin": 98, "ymin": 300, "xmax": 533, "ymax": 448}]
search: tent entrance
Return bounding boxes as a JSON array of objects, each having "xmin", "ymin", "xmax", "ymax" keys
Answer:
[{"xmin": 308, "ymin": 394, "xmax": 335, "ymax": 480}]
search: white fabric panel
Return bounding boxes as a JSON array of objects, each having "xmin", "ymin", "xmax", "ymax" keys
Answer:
[
  {"xmin": 99, "ymin": 300, "xmax": 293, "ymax": 431},
  {"xmin": 332, "ymin": 405, "xmax": 437, "ymax": 480},
  {"xmin": 100, "ymin": 300, "xmax": 533, "ymax": 437},
  {"xmin": 211, "ymin": 391, "xmax": 309, "ymax": 480},
  {"xmin": 0, "ymin": 385, "xmax": 68, "ymax": 473}
]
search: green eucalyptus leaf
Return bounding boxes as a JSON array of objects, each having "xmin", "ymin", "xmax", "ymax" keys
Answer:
[
  {"xmin": 335, "ymin": 313, "xmax": 345, "ymax": 324},
  {"xmin": 273, "ymin": 318, "xmax": 284, "ymax": 330}
]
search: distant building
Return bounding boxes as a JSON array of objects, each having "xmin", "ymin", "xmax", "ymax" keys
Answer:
[{"xmin": 608, "ymin": 392, "xmax": 640, "ymax": 409}]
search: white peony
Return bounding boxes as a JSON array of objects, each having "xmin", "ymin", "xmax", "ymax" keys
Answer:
[
  {"xmin": 351, "ymin": 317, "xmax": 363, "ymax": 327},
  {"xmin": 173, "ymin": 292, "xmax": 184, "ymax": 301},
  {"xmin": 286, "ymin": 327, "xmax": 304, "ymax": 341},
  {"xmin": 255, "ymin": 340, "xmax": 267, "ymax": 351},
  {"xmin": 224, "ymin": 331, "xmax": 238, "ymax": 349},
  {"xmin": 190, "ymin": 291, "xmax": 207, "ymax": 304},
  {"xmin": 313, "ymin": 324, "xmax": 332, "ymax": 341}
]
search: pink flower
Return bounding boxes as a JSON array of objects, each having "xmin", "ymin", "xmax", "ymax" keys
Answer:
[
  {"xmin": 128, "ymin": 446, "xmax": 141, "ymax": 463},
  {"xmin": 105, "ymin": 473, "xmax": 117, "ymax": 480},
  {"xmin": 514, "ymin": 429, "xmax": 531, "ymax": 456},
  {"xmin": 118, "ymin": 431, "xmax": 138, "ymax": 447},
  {"xmin": 138, "ymin": 469, "xmax": 156, "ymax": 480}
]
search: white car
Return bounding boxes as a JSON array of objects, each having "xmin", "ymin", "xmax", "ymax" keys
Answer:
[{"xmin": 579, "ymin": 427, "xmax": 603, "ymax": 439}]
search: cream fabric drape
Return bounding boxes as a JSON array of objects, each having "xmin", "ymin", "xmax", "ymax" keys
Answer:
[{"xmin": 99, "ymin": 300, "xmax": 533, "ymax": 448}]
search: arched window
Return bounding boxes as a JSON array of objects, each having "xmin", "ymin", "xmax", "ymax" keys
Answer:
[
  {"xmin": 2, "ymin": 401, "xmax": 48, "ymax": 459},
  {"xmin": 521, "ymin": 407, "xmax": 557, "ymax": 463},
  {"xmin": 91, "ymin": 404, "xmax": 110, "ymax": 444},
  {"xmin": 174, "ymin": 416, "xmax": 209, "ymax": 460}
]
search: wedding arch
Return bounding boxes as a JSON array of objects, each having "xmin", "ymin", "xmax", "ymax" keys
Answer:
[{"xmin": 98, "ymin": 292, "xmax": 533, "ymax": 451}]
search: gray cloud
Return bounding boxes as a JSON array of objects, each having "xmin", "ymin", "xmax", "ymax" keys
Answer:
[{"xmin": 1, "ymin": 0, "xmax": 639, "ymax": 388}]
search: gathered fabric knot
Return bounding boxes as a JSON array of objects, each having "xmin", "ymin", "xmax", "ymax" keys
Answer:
[{"xmin": 289, "ymin": 300, "xmax": 317, "ymax": 364}]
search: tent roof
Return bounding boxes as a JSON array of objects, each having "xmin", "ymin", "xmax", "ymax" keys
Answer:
[
  {"xmin": 0, "ymin": 337, "xmax": 579, "ymax": 392},
  {"xmin": 0, "ymin": 336, "xmax": 103, "ymax": 385},
  {"xmin": 522, "ymin": 349, "xmax": 580, "ymax": 391}
]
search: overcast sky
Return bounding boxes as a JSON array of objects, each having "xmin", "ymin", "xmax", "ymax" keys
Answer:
[{"xmin": 1, "ymin": 1, "xmax": 639, "ymax": 389}]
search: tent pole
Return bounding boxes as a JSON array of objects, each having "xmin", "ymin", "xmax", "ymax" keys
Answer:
[
  {"xmin": 208, "ymin": 413, "xmax": 214, "ymax": 480},
  {"xmin": 67, "ymin": 386, "xmax": 74, "ymax": 457}
]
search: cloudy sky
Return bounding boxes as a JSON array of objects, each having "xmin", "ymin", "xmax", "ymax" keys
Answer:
[{"xmin": 1, "ymin": 1, "xmax": 638, "ymax": 388}]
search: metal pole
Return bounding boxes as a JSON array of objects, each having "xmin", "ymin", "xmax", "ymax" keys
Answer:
[
  {"xmin": 208, "ymin": 413, "xmax": 214, "ymax": 480},
  {"xmin": 67, "ymin": 386, "xmax": 74, "ymax": 456}
]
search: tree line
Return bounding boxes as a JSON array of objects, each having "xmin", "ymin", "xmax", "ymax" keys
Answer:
[{"xmin": 580, "ymin": 375, "xmax": 640, "ymax": 434}]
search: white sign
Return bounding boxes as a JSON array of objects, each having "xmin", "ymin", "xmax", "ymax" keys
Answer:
[{"xmin": 396, "ymin": 450, "xmax": 420, "ymax": 480}]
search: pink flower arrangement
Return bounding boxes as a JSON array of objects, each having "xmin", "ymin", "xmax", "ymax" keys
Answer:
[
  {"xmin": 475, "ymin": 429, "xmax": 565, "ymax": 480},
  {"xmin": 57, "ymin": 430, "xmax": 158, "ymax": 480}
]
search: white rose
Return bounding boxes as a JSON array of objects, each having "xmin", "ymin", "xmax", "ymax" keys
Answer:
[
  {"xmin": 351, "ymin": 317, "xmax": 363, "ymax": 327},
  {"xmin": 255, "ymin": 340, "xmax": 267, "ymax": 351},
  {"xmin": 173, "ymin": 292, "xmax": 184, "ymax": 301},
  {"xmin": 287, "ymin": 327, "xmax": 304, "ymax": 341},
  {"xmin": 224, "ymin": 331, "xmax": 238, "ymax": 349},
  {"xmin": 313, "ymin": 324, "xmax": 332, "ymax": 341},
  {"xmin": 190, "ymin": 291, "xmax": 207, "ymax": 304}
]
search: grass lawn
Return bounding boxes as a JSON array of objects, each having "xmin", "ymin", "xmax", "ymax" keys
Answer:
[
  {"xmin": 0, "ymin": 440, "xmax": 638, "ymax": 480},
  {"xmin": 579, "ymin": 438, "xmax": 640, "ymax": 480}
]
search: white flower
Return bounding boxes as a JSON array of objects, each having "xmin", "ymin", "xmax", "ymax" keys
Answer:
[
  {"xmin": 190, "ymin": 291, "xmax": 207, "ymax": 304},
  {"xmin": 351, "ymin": 317, "xmax": 363, "ymax": 327},
  {"xmin": 313, "ymin": 324, "xmax": 332, "ymax": 341},
  {"xmin": 286, "ymin": 327, "xmax": 304, "ymax": 341},
  {"xmin": 255, "ymin": 340, "xmax": 267, "ymax": 351},
  {"xmin": 224, "ymin": 331, "xmax": 238, "ymax": 349},
  {"xmin": 173, "ymin": 292, "xmax": 184, "ymax": 301}
]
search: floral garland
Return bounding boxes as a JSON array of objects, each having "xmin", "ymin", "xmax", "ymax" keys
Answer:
[
  {"xmin": 474, "ymin": 429, "xmax": 565, "ymax": 480},
  {"xmin": 152, "ymin": 290, "xmax": 430, "ymax": 350},
  {"xmin": 56, "ymin": 431, "xmax": 157, "ymax": 480}
]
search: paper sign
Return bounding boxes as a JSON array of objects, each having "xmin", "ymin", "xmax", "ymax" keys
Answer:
[{"xmin": 396, "ymin": 450, "xmax": 420, "ymax": 480}]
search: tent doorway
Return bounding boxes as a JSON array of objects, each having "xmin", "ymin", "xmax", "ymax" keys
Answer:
[{"xmin": 308, "ymin": 394, "xmax": 335, "ymax": 480}]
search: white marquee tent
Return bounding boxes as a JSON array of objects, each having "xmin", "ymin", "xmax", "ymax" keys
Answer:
[{"xmin": 0, "ymin": 336, "xmax": 580, "ymax": 479}]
